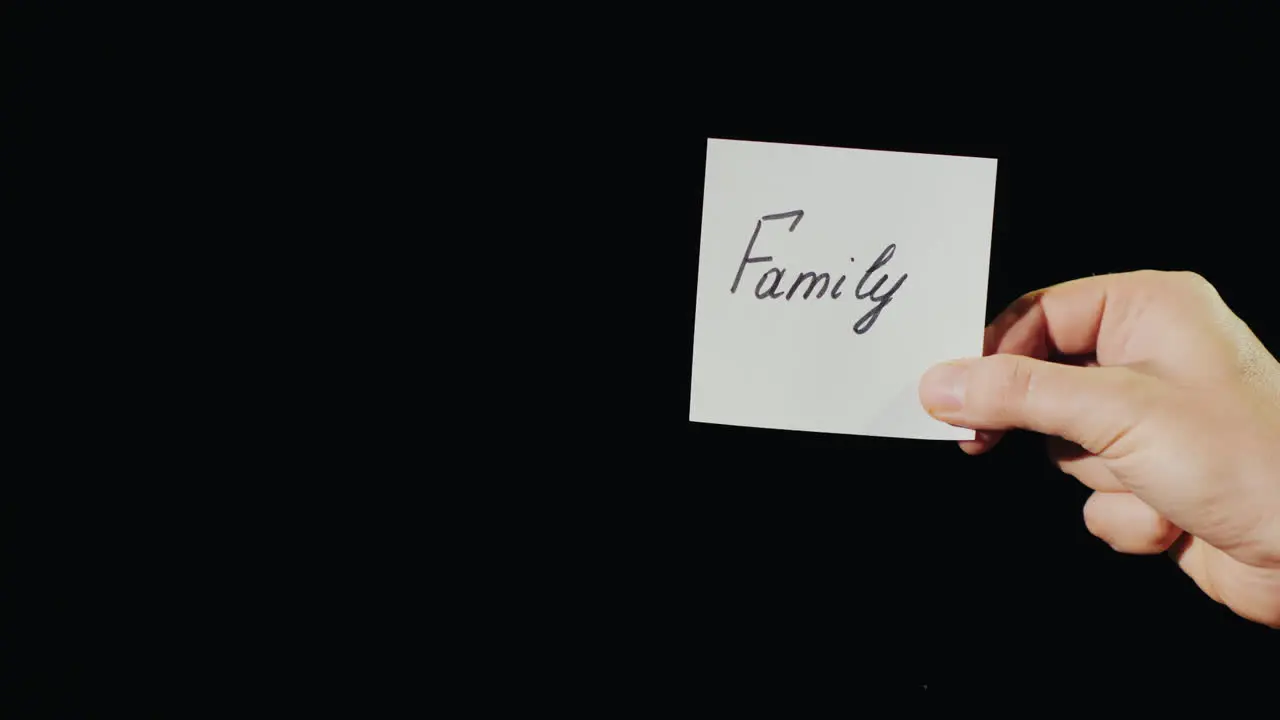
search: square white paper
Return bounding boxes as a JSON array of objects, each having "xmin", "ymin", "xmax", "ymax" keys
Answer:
[{"xmin": 689, "ymin": 138, "xmax": 997, "ymax": 440}]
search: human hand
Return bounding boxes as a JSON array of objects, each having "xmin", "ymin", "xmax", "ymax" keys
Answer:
[{"xmin": 918, "ymin": 270, "xmax": 1280, "ymax": 628}]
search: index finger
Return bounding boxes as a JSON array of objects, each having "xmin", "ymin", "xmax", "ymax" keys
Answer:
[
  {"xmin": 959, "ymin": 272, "xmax": 1134, "ymax": 455},
  {"xmin": 986, "ymin": 273, "xmax": 1127, "ymax": 360}
]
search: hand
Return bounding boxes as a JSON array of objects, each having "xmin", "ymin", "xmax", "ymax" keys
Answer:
[{"xmin": 918, "ymin": 270, "xmax": 1280, "ymax": 629}]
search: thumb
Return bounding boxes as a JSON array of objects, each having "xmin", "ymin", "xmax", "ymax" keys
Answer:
[{"xmin": 919, "ymin": 354, "xmax": 1151, "ymax": 455}]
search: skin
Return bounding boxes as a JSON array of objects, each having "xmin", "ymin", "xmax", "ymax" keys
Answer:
[{"xmin": 918, "ymin": 270, "xmax": 1280, "ymax": 629}]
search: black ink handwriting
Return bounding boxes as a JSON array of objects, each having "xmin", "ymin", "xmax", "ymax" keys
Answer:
[
  {"xmin": 851, "ymin": 244, "xmax": 907, "ymax": 335},
  {"xmin": 730, "ymin": 210, "xmax": 804, "ymax": 294},
  {"xmin": 729, "ymin": 210, "xmax": 906, "ymax": 335}
]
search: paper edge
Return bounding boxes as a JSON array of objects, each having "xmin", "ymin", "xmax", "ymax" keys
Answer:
[{"xmin": 690, "ymin": 137, "xmax": 993, "ymax": 445}]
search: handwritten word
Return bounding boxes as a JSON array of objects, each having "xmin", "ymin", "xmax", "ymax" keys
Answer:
[{"xmin": 729, "ymin": 209, "xmax": 908, "ymax": 335}]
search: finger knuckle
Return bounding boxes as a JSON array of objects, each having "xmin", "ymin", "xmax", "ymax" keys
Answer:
[
  {"xmin": 1239, "ymin": 582, "xmax": 1280, "ymax": 629},
  {"xmin": 1130, "ymin": 269, "xmax": 1218, "ymax": 299},
  {"xmin": 1174, "ymin": 270, "xmax": 1212, "ymax": 289},
  {"xmin": 1129, "ymin": 268, "xmax": 1168, "ymax": 283},
  {"xmin": 1247, "ymin": 515, "xmax": 1280, "ymax": 570},
  {"xmin": 972, "ymin": 355, "xmax": 1035, "ymax": 418},
  {"xmin": 1167, "ymin": 269, "xmax": 1219, "ymax": 298},
  {"xmin": 1260, "ymin": 590, "xmax": 1280, "ymax": 628},
  {"xmin": 1134, "ymin": 515, "xmax": 1176, "ymax": 554},
  {"xmin": 1081, "ymin": 496, "xmax": 1110, "ymax": 540},
  {"xmin": 1080, "ymin": 367, "xmax": 1153, "ymax": 456}
]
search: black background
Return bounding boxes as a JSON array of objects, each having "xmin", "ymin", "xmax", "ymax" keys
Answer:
[
  {"xmin": 7, "ymin": 24, "xmax": 1278, "ymax": 705},
  {"xmin": 585, "ymin": 95, "xmax": 1279, "ymax": 692}
]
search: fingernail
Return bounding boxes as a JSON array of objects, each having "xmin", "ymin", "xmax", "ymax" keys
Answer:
[{"xmin": 920, "ymin": 361, "xmax": 970, "ymax": 414}]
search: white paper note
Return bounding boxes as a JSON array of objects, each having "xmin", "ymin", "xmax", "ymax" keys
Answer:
[{"xmin": 689, "ymin": 138, "xmax": 998, "ymax": 440}]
